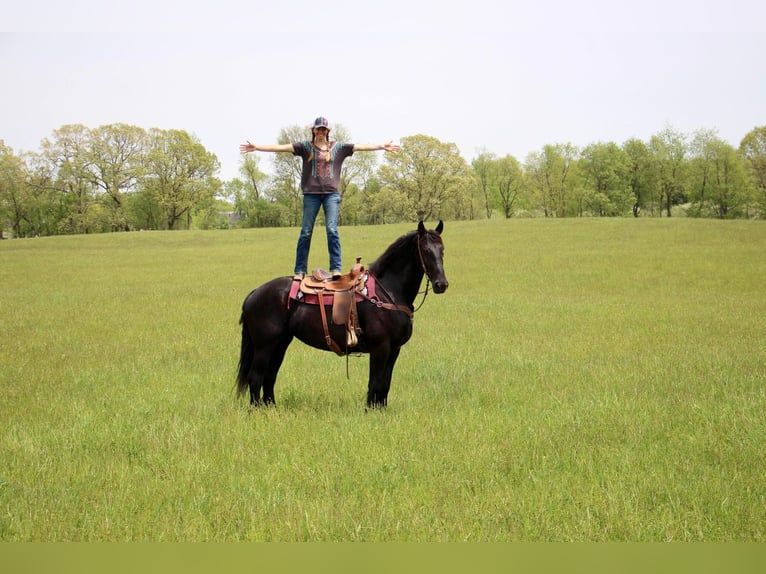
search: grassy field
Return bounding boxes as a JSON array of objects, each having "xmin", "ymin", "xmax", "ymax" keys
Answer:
[{"xmin": 1, "ymin": 218, "xmax": 764, "ymax": 541}]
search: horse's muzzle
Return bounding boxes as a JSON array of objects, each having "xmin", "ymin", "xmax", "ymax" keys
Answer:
[{"xmin": 432, "ymin": 279, "xmax": 449, "ymax": 294}]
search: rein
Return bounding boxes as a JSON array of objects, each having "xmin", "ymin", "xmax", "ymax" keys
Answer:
[{"xmin": 360, "ymin": 281, "xmax": 413, "ymax": 317}]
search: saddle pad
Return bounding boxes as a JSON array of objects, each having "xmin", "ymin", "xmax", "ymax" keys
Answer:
[{"xmin": 287, "ymin": 272, "xmax": 378, "ymax": 308}]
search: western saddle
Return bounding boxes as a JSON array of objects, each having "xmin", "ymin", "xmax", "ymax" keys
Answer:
[{"xmin": 297, "ymin": 258, "xmax": 366, "ymax": 355}]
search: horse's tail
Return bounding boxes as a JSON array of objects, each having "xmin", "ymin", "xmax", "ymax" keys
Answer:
[{"xmin": 236, "ymin": 308, "xmax": 254, "ymax": 398}]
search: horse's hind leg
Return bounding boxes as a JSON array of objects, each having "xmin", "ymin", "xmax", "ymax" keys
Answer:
[
  {"xmin": 245, "ymin": 335, "xmax": 293, "ymax": 406},
  {"xmin": 258, "ymin": 337, "xmax": 292, "ymax": 405},
  {"xmin": 247, "ymin": 355, "xmax": 272, "ymax": 406},
  {"xmin": 239, "ymin": 278, "xmax": 295, "ymax": 407}
]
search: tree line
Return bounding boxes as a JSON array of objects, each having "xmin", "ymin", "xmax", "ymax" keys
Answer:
[
  {"xmin": 2, "ymin": 123, "xmax": 765, "ymax": 238},
  {"xmin": 0, "ymin": 124, "xmax": 221, "ymax": 238}
]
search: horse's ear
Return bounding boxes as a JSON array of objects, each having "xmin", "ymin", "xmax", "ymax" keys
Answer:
[
  {"xmin": 435, "ymin": 220, "xmax": 444, "ymax": 235},
  {"xmin": 418, "ymin": 220, "xmax": 426, "ymax": 236}
]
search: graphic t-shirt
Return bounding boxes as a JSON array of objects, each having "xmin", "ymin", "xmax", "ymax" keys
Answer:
[{"xmin": 292, "ymin": 141, "xmax": 354, "ymax": 194}]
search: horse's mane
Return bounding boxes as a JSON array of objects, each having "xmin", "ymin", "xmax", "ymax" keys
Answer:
[{"xmin": 367, "ymin": 230, "xmax": 418, "ymax": 276}]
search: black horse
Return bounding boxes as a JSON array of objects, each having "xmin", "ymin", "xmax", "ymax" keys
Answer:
[{"xmin": 237, "ymin": 221, "xmax": 448, "ymax": 408}]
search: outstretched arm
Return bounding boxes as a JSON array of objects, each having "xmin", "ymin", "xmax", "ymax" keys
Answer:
[
  {"xmin": 239, "ymin": 141, "xmax": 294, "ymax": 153},
  {"xmin": 352, "ymin": 141, "xmax": 401, "ymax": 153}
]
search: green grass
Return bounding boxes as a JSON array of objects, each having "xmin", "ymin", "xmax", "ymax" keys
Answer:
[{"xmin": 1, "ymin": 219, "xmax": 764, "ymax": 541}]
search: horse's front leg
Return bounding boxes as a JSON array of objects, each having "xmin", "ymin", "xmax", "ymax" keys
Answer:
[{"xmin": 367, "ymin": 346, "xmax": 401, "ymax": 408}]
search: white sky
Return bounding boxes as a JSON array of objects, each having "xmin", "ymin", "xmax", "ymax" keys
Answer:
[{"xmin": 2, "ymin": 0, "xmax": 765, "ymax": 182}]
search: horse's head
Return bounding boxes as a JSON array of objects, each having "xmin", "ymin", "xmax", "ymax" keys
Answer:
[{"xmin": 417, "ymin": 220, "xmax": 449, "ymax": 294}]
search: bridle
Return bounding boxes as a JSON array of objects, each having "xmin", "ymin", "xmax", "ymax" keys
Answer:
[
  {"xmin": 413, "ymin": 231, "xmax": 441, "ymax": 312},
  {"xmin": 361, "ymin": 231, "xmax": 441, "ymax": 317}
]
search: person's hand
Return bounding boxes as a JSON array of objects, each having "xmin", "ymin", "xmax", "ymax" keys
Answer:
[
  {"xmin": 382, "ymin": 141, "xmax": 401, "ymax": 153},
  {"xmin": 239, "ymin": 141, "xmax": 256, "ymax": 153}
]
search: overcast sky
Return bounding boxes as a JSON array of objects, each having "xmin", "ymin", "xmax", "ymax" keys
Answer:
[{"xmin": 3, "ymin": 0, "xmax": 764, "ymax": 182}]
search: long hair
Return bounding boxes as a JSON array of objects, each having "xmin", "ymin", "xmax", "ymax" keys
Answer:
[{"xmin": 309, "ymin": 128, "xmax": 333, "ymax": 163}]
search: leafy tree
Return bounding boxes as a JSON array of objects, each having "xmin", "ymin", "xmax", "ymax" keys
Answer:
[
  {"xmin": 688, "ymin": 129, "xmax": 720, "ymax": 216},
  {"xmin": 709, "ymin": 143, "xmax": 750, "ymax": 218},
  {"xmin": 739, "ymin": 126, "xmax": 766, "ymax": 216},
  {"xmin": 377, "ymin": 134, "xmax": 472, "ymax": 222},
  {"xmin": 689, "ymin": 131, "xmax": 750, "ymax": 218},
  {"xmin": 622, "ymin": 138, "xmax": 654, "ymax": 216},
  {"xmin": 472, "ymin": 150, "xmax": 496, "ymax": 219},
  {"xmin": 525, "ymin": 144, "xmax": 579, "ymax": 217},
  {"xmin": 142, "ymin": 129, "xmax": 221, "ymax": 230},
  {"xmin": 125, "ymin": 182, "xmax": 162, "ymax": 230},
  {"xmin": 0, "ymin": 141, "xmax": 27, "ymax": 237},
  {"xmin": 578, "ymin": 142, "xmax": 631, "ymax": 216},
  {"xmin": 83, "ymin": 124, "xmax": 147, "ymax": 230},
  {"xmin": 552, "ymin": 143, "xmax": 579, "ymax": 217},
  {"xmin": 474, "ymin": 153, "xmax": 524, "ymax": 219},
  {"xmin": 339, "ymin": 148, "xmax": 378, "ymax": 225},
  {"xmin": 17, "ymin": 151, "xmax": 61, "ymax": 236},
  {"xmin": 649, "ymin": 126, "xmax": 688, "ymax": 216},
  {"xmin": 494, "ymin": 155, "xmax": 524, "ymax": 218},
  {"xmin": 366, "ymin": 182, "xmax": 410, "ymax": 224},
  {"xmin": 226, "ymin": 178, "xmax": 249, "ymax": 225},
  {"xmin": 238, "ymin": 152, "xmax": 268, "ymax": 201},
  {"xmin": 523, "ymin": 151, "xmax": 547, "ymax": 216},
  {"xmin": 39, "ymin": 124, "xmax": 106, "ymax": 234},
  {"xmin": 230, "ymin": 153, "xmax": 275, "ymax": 227}
]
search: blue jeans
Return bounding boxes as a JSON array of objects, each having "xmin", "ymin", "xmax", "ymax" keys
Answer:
[{"xmin": 294, "ymin": 192, "xmax": 342, "ymax": 274}]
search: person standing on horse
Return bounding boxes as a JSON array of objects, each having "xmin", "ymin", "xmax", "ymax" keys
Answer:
[{"xmin": 240, "ymin": 117, "xmax": 401, "ymax": 280}]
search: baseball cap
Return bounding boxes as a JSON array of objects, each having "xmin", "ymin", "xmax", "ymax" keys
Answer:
[{"xmin": 313, "ymin": 117, "xmax": 330, "ymax": 130}]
